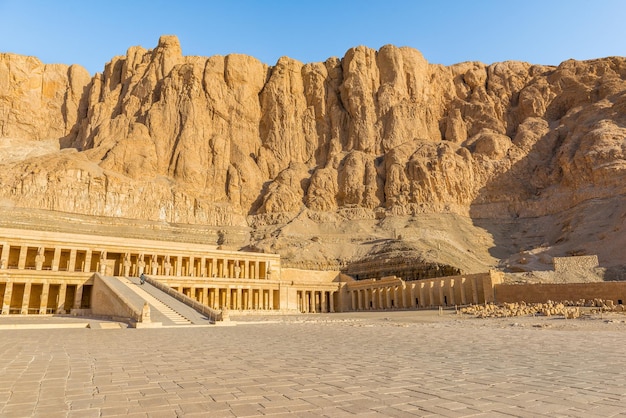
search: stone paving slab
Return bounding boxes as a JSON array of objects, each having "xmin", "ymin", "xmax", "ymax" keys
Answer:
[{"xmin": 0, "ymin": 311, "xmax": 626, "ymax": 417}]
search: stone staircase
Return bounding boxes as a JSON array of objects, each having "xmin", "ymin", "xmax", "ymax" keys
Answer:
[{"xmin": 117, "ymin": 276, "xmax": 193, "ymax": 326}]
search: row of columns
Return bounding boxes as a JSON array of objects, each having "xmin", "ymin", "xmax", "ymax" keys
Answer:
[
  {"xmin": 1, "ymin": 282, "xmax": 83, "ymax": 315},
  {"xmin": 298, "ymin": 290, "xmax": 336, "ymax": 313},
  {"xmin": 349, "ymin": 277, "xmax": 481, "ymax": 311},
  {"xmin": 0, "ymin": 244, "xmax": 273, "ymax": 280},
  {"xmin": 180, "ymin": 286, "xmax": 277, "ymax": 310}
]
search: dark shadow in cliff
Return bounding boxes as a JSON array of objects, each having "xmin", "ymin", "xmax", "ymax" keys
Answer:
[
  {"xmin": 59, "ymin": 76, "xmax": 94, "ymax": 150},
  {"xmin": 467, "ymin": 124, "xmax": 569, "ymax": 271}
]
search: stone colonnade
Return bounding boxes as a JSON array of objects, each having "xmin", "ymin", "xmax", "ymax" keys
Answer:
[
  {"xmin": 0, "ymin": 228, "xmax": 280, "ymax": 315},
  {"xmin": 0, "ymin": 242, "xmax": 272, "ymax": 280},
  {"xmin": 345, "ymin": 273, "xmax": 500, "ymax": 311},
  {"xmin": 0, "ymin": 275, "xmax": 91, "ymax": 315},
  {"xmin": 296, "ymin": 289, "xmax": 336, "ymax": 313}
]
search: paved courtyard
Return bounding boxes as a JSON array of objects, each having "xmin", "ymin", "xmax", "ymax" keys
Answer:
[{"xmin": 1, "ymin": 311, "xmax": 626, "ymax": 417}]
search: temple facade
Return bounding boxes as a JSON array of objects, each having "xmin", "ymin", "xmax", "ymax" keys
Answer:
[{"xmin": 0, "ymin": 227, "xmax": 501, "ymax": 319}]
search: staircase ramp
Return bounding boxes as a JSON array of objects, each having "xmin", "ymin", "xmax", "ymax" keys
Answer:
[{"xmin": 117, "ymin": 276, "xmax": 213, "ymax": 327}]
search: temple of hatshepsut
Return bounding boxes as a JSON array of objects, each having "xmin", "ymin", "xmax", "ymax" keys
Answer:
[
  {"xmin": 0, "ymin": 226, "xmax": 507, "ymax": 324},
  {"xmin": 3, "ymin": 225, "xmax": 626, "ymax": 326}
]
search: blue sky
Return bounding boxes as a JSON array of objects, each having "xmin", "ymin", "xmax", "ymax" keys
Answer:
[{"xmin": 1, "ymin": 0, "xmax": 625, "ymax": 74}]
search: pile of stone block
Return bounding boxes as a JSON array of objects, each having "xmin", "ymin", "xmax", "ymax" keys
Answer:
[{"xmin": 460, "ymin": 301, "xmax": 581, "ymax": 318}]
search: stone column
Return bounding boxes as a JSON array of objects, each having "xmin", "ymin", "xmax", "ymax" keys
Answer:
[
  {"xmin": 84, "ymin": 250, "xmax": 92, "ymax": 273},
  {"xmin": 428, "ymin": 282, "xmax": 435, "ymax": 307},
  {"xmin": 200, "ymin": 257, "xmax": 207, "ymax": 277},
  {"xmin": 225, "ymin": 287, "xmax": 231, "ymax": 310},
  {"xmin": 460, "ymin": 277, "xmax": 467, "ymax": 305},
  {"xmin": 202, "ymin": 288, "xmax": 209, "ymax": 306},
  {"xmin": 378, "ymin": 288, "xmax": 384, "ymax": 310},
  {"xmin": 52, "ymin": 247, "xmax": 62, "ymax": 272},
  {"xmin": 357, "ymin": 289, "xmax": 363, "ymax": 310},
  {"xmin": 151, "ymin": 255, "xmax": 159, "ymax": 275},
  {"xmin": 189, "ymin": 256, "xmax": 195, "ymax": 276},
  {"xmin": 39, "ymin": 283, "xmax": 50, "ymax": 314},
  {"xmin": 448, "ymin": 279, "xmax": 456, "ymax": 306},
  {"xmin": 211, "ymin": 258, "xmax": 217, "ymax": 277},
  {"xmin": 236, "ymin": 288, "xmax": 242, "ymax": 310},
  {"xmin": 321, "ymin": 291, "xmax": 327, "ymax": 313},
  {"xmin": 98, "ymin": 251, "xmax": 107, "ymax": 275},
  {"xmin": 386, "ymin": 287, "xmax": 392, "ymax": 309},
  {"xmin": 254, "ymin": 261, "xmax": 260, "ymax": 279},
  {"xmin": 401, "ymin": 284, "xmax": 407, "ymax": 308},
  {"xmin": 35, "ymin": 247, "xmax": 45, "ymax": 271},
  {"xmin": 136, "ymin": 254, "xmax": 146, "ymax": 276},
  {"xmin": 264, "ymin": 290, "xmax": 269, "ymax": 310},
  {"xmin": 410, "ymin": 284, "xmax": 416, "ymax": 308},
  {"xmin": 1, "ymin": 282, "xmax": 12, "ymax": 314},
  {"xmin": 419, "ymin": 283, "xmax": 426, "ymax": 308},
  {"xmin": 123, "ymin": 253, "xmax": 132, "ymax": 277},
  {"xmin": 329, "ymin": 291, "xmax": 335, "ymax": 313},
  {"xmin": 351, "ymin": 290, "xmax": 356, "ymax": 311},
  {"xmin": 17, "ymin": 246, "xmax": 27, "ymax": 270},
  {"xmin": 268, "ymin": 288, "xmax": 274, "ymax": 310},
  {"xmin": 175, "ymin": 256, "xmax": 182, "ymax": 277},
  {"xmin": 68, "ymin": 249, "xmax": 77, "ymax": 273},
  {"xmin": 0, "ymin": 243, "xmax": 9, "ymax": 269},
  {"xmin": 21, "ymin": 282, "xmax": 31, "ymax": 314},
  {"xmin": 57, "ymin": 284, "xmax": 67, "ymax": 314},
  {"xmin": 73, "ymin": 284, "xmax": 83, "ymax": 310},
  {"xmin": 244, "ymin": 260, "xmax": 250, "ymax": 279},
  {"xmin": 364, "ymin": 288, "xmax": 370, "ymax": 310},
  {"xmin": 438, "ymin": 281, "xmax": 445, "ymax": 306}
]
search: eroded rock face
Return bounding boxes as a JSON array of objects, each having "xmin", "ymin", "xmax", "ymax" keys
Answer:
[{"xmin": 2, "ymin": 36, "xmax": 626, "ymax": 270}]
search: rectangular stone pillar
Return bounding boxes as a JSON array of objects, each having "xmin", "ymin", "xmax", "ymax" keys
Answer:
[
  {"xmin": 0, "ymin": 243, "xmax": 9, "ymax": 269},
  {"xmin": 386, "ymin": 287, "xmax": 392, "ymax": 309},
  {"xmin": 1, "ymin": 282, "xmax": 12, "ymax": 314},
  {"xmin": 39, "ymin": 283, "xmax": 50, "ymax": 314},
  {"xmin": 73, "ymin": 284, "xmax": 83, "ymax": 310},
  {"xmin": 21, "ymin": 282, "xmax": 31, "ymax": 314},
  {"xmin": 225, "ymin": 287, "xmax": 231, "ymax": 309},
  {"xmin": 320, "ymin": 291, "xmax": 326, "ymax": 313},
  {"xmin": 329, "ymin": 291, "xmax": 335, "ymax": 313},
  {"xmin": 254, "ymin": 261, "xmax": 260, "ymax": 279},
  {"xmin": 268, "ymin": 288, "xmax": 274, "ymax": 310},
  {"xmin": 400, "ymin": 285, "xmax": 406, "ymax": 308},
  {"xmin": 460, "ymin": 277, "xmax": 467, "ymax": 305},
  {"xmin": 200, "ymin": 257, "xmax": 207, "ymax": 277},
  {"xmin": 17, "ymin": 246, "xmax": 27, "ymax": 270},
  {"xmin": 236, "ymin": 288, "xmax": 242, "ymax": 310},
  {"xmin": 438, "ymin": 281, "xmax": 445, "ymax": 306},
  {"xmin": 68, "ymin": 249, "xmax": 77, "ymax": 273},
  {"xmin": 429, "ymin": 282, "xmax": 435, "ymax": 307},
  {"xmin": 448, "ymin": 279, "xmax": 456, "ymax": 306},
  {"xmin": 52, "ymin": 247, "xmax": 61, "ymax": 272},
  {"xmin": 175, "ymin": 257, "xmax": 182, "ymax": 276},
  {"xmin": 351, "ymin": 290, "xmax": 357, "ymax": 311},
  {"xmin": 84, "ymin": 250, "xmax": 92, "ymax": 272},
  {"xmin": 244, "ymin": 260, "xmax": 250, "ymax": 279},
  {"xmin": 410, "ymin": 284, "xmax": 416, "ymax": 308},
  {"xmin": 57, "ymin": 284, "xmax": 67, "ymax": 314}
]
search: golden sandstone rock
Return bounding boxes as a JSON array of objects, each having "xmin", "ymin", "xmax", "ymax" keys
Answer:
[{"xmin": 2, "ymin": 36, "xmax": 626, "ymax": 274}]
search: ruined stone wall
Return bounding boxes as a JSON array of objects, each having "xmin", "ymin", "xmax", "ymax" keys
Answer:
[{"xmin": 495, "ymin": 282, "xmax": 626, "ymax": 304}]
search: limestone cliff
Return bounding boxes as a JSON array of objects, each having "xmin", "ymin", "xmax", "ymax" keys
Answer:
[{"xmin": 2, "ymin": 35, "xmax": 626, "ymax": 274}]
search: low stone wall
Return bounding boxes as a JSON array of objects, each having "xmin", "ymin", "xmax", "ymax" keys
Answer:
[{"xmin": 495, "ymin": 282, "xmax": 626, "ymax": 305}]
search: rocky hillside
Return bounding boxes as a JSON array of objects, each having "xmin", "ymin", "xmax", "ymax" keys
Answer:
[{"xmin": 2, "ymin": 35, "xmax": 626, "ymax": 275}]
